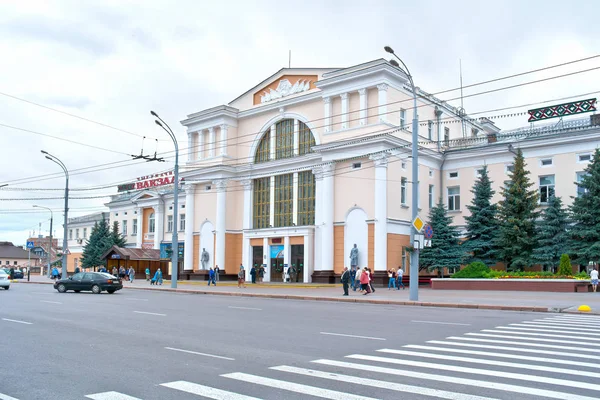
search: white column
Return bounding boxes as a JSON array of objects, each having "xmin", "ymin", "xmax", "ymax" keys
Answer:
[
  {"xmin": 135, "ymin": 207, "xmax": 142, "ymax": 247},
  {"xmin": 292, "ymin": 172, "xmax": 298, "ymax": 225},
  {"xmin": 208, "ymin": 127, "xmax": 215, "ymax": 158},
  {"xmin": 269, "ymin": 124, "xmax": 276, "ymax": 160},
  {"xmin": 293, "ymin": 119, "xmax": 299, "ymax": 155},
  {"xmin": 187, "ymin": 132, "xmax": 193, "ymax": 162},
  {"xmin": 241, "ymin": 179, "xmax": 253, "ymax": 281},
  {"xmin": 303, "ymin": 234, "xmax": 313, "ymax": 283},
  {"xmin": 214, "ymin": 179, "xmax": 227, "ymax": 272},
  {"xmin": 377, "ymin": 83, "xmax": 389, "ymax": 123},
  {"xmin": 323, "ymin": 97, "xmax": 331, "ymax": 133},
  {"xmin": 198, "ymin": 130, "xmax": 204, "ymax": 160},
  {"xmin": 183, "ymin": 184, "xmax": 196, "ymax": 270},
  {"xmin": 320, "ymin": 163, "xmax": 334, "ymax": 271},
  {"xmin": 371, "ymin": 153, "xmax": 388, "ymax": 271},
  {"xmin": 220, "ymin": 124, "xmax": 228, "ymax": 156},
  {"xmin": 154, "ymin": 203, "xmax": 164, "ymax": 250},
  {"xmin": 269, "ymin": 176, "xmax": 275, "ymax": 227},
  {"xmin": 358, "ymin": 88, "xmax": 367, "ymax": 125},
  {"xmin": 263, "ymin": 237, "xmax": 271, "ymax": 282},
  {"xmin": 340, "ymin": 93, "xmax": 349, "ymax": 129},
  {"xmin": 283, "ymin": 236, "xmax": 291, "ymax": 282},
  {"xmin": 313, "ymin": 167, "xmax": 323, "ymax": 272}
]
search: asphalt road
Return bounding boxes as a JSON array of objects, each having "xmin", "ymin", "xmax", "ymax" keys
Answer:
[{"xmin": 2, "ymin": 284, "xmax": 600, "ymax": 400}]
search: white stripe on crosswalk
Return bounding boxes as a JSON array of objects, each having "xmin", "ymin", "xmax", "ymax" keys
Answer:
[
  {"xmin": 432, "ymin": 339, "xmax": 600, "ymax": 359},
  {"xmin": 374, "ymin": 349, "xmax": 600, "ymax": 378},
  {"xmin": 85, "ymin": 392, "xmax": 141, "ymax": 400},
  {"xmin": 467, "ymin": 332, "xmax": 600, "ymax": 347},
  {"xmin": 544, "ymin": 316, "xmax": 600, "ymax": 323},
  {"xmin": 499, "ymin": 325, "xmax": 597, "ymax": 335},
  {"xmin": 312, "ymin": 359, "xmax": 599, "ymax": 400},
  {"xmin": 526, "ymin": 320, "xmax": 600, "ymax": 329},
  {"xmin": 402, "ymin": 344, "xmax": 600, "ymax": 369},
  {"xmin": 0, "ymin": 393, "xmax": 19, "ymax": 400},
  {"xmin": 271, "ymin": 365, "xmax": 500, "ymax": 400},
  {"xmin": 481, "ymin": 329, "xmax": 596, "ymax": 341},
  {"xmin": 222, "ymin": 372, "xmax": 379, "ymax": 400},
  {"xmin": 346, "ymin": 354, "xmax": 600, "ymax": 392},
  {"xmin": 161, "ymin": 381, "xmax": 262, "ymax": 400}
]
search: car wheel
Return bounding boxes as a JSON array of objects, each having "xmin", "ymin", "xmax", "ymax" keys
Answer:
[
  {"xmin": 4, "ymin": 286, "xmax": 9, "ymax": 290},
  {"xmin": 57, "ymin": 284, "xmax": 67, "ymax": 293},
  {"xmin": 107, "ymin": 289, "xmax": 115, "ymax": 294},
  {"xmin": 92, "ymin": 285, "xmax": 101, "ymax": 294},
  {"xmin": 74, "ymin": 290, "xmax": 81, "ymax": 293}
]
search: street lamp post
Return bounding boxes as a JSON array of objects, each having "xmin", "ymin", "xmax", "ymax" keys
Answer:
[
  {"xmin": 384, "ymin": 46, "xmax": 420, "ymax": 301},
  {"xmin": 41, "ymin": 151, "xmax": 69, "ymax": 279},
  {"xmin": 150, "ymin": 111, "xmax": 180, "ymax": 289},
  {"xmin": 33, "ymin": 205, "xmax": 53, "ymax": 278}
]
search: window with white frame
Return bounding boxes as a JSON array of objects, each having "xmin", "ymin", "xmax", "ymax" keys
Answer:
[
  {"xmin": 401, "ymin": 178, "xmax": 407, "ymax": 205},
  {"xmin": 506, "ymin": 164, "xmax": 515, "ymax": 174},
  {"xmin": 401, "ymin": 161, "xmax": 406, "ymax": 169},
  {"xmin": 121, "ymin": 220, "xmax": 127, "ymax": 236},
  {"xmin": 401, "ymin": 247, "xmax": 407, "ymax": 270},
  {"xmin": 427, "ymin": 121, "xmax": 433, "ymax": 140},
  {"xmin": 83, "ymin": 228, "xmax": 87, "ymax": 239},
  {"xmin": 576, "ymin": 171, "xmax": 589, "ymax": 197},
  {"xmin": 149, "ymin": 213, "xmax": 155, "ymax": 233},
  {"xmin": 352, "ymin": 162, "xmax": 361, "ymax": 170},
  {"xmin": 539, "ymin": 175, "xmax": 555, "ymax": 203},
  {"xmin": 444, "ymin": 127, "xmax": 450, "ymax": 146},
  {"xmin": 76, "ymin": 229, "xmax": 79, "ymax": 239},
  {"xmin": 578, "ymin": 153, "xmax": 591, "ymax": 163},
  {"xmin": 429, "ymin": 169, "xmax": 433, "ymax": 178},
  {"xmin": 428, "ymin": 184, "xmax": 434, "ymax": 208},
  {"xmin": 69, "ymin": 230, "xmax": 73, "ymax": 240},
  {"xmin": 167, "ymin": 215, "xmax": 173, "ymax": 232},
  {"xmin": 179, "ymin": 214, "xmax": 186, "ymax": 231},
  {"xmin": 132, "ymin": 219, "xmax": 138, "ymax": 235},
  {"xmin": 448, "ymin": 171, "xmax": 459, "ymax": 179},
  {"xmin": 540, "ymin": 158, "xmax": 553, "ymax": 167},
  {"xmin": 447, "ymin": 186, "xmax": 460, "ymax": 211},
  {"xmin": 400, "ymin": 109, "xmax": 406, "ymax": 129}
]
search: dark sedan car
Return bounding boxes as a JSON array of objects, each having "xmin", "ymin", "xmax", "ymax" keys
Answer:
[
  {"xmin": 53, "ymin": 272, "xmax": 123, "ymax": 294},
  {"xmin": 1, "ymin": 268, "xmax": 23, "ymax": 279}
]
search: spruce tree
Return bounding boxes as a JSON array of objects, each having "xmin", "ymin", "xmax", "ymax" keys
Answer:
[
  {"xmin": 496, "ymin": 148, "xmax": 539, "ymax": 271},
  {"xmin": 532, "ymin": 196, "xmax": 569, "ymax": 271},
  {"xmin": 111, "ymin": 221, "xmax": 127, "ymax": 247},
  {"xmin": 419, "ymin": 200, "xmax": 464, "ymax": 277},
  {"xmin": 569, "ymin": 148, "xmax": 600, "ymax": 265},
  {"xmin": 463, "ymin": 165, "xmax": 498, "ymax": 266},
  {"xmin": 81, "ymin": 219, "xmax": 112, "ymax": 269}
]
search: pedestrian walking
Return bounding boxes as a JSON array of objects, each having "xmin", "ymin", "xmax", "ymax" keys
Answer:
[
  {"xmin": 354, "ymin": 267, "xmax": 362, "ymax": 292},
  {"xmin": 151, "ymin": 268, "xmax": 163, "ymax": 285},
  {"xmin": 350, "ymin": 267, "xmax": 356, "ymax": 290},
  {"xmin": 119, "ymin": 266, "xmax": 126, "ymax": 280},
  {"xmin": 128, "ymin": 266, "xmax": 135, "ymax": 283},
  {"xmin": 368, "ymin": 267, "xmax": 376, "ymax": 293},
  {"xmin": 250, "ymin": 265, "xmax": 257, "ymax": 284},
  {"xmin": 208, "ymin": 267, "xmax": 216, "ymax": 286},
  {"xmin": 591, "ymin": 267, "xmax": 599, "ymax": 293},
  {"xmin": 341, "ymin": 267, "xmax": 350, "ymax": 296},
  {"xmin": 396, "ymin": 267, "xmax": 405, "ymax": 290},
  {"xmin": 214, "ymin": 265, "xmax": 220, "ymax": 282},
  {"xmin": 388, "ymin": 268, "xmax": 396, "ymax": 290},
  {"xmin": 258, "ymin": 265, "xmax": 265, "ymax": 283},
  {"xmin": 145, "ymin": 267, "xmax": 151, "ymax": 281},
  {"xmin": 74, "ymin": 267, "xmax": 80, "ymax": 274},
  {"xmin": 360, "ymin": 267, "xmax": 370, "ymax": 295},
  {"xmin": 112, "ymin": 267, "xmax": 118, "ymax": 277},
  {"xmin": 238, "ymin": 267, "xmax": 247, "ymax": 288}
]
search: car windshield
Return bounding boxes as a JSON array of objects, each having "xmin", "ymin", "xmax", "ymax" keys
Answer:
[{"xmin": 97, "ymin": 272, "xmax": 116, "ymax": 279}]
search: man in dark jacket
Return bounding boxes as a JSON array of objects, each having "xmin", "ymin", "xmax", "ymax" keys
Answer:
[{"xmin": 341, "ymin": 267, "xmax": 350, "ymax": 296}]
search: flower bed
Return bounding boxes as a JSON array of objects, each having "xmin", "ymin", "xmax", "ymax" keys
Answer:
[{"xmin": 431, "ymin": 278, "xmax": 591, "ymax": 292}]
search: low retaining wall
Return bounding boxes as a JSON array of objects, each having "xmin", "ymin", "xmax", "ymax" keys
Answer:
[{"xmin": 431, "ymin": 278, "xmax": 592, "ymax": 292}]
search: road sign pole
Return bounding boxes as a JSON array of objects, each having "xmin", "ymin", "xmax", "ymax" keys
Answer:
[{"xmin": 27, "ymin": 248, "xmax": 30, "ymax": 282}]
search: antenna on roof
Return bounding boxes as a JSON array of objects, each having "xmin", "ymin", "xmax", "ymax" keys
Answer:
[{"xmin": 289, "ymin": 50, "xmax": 291, "ymax": 68}]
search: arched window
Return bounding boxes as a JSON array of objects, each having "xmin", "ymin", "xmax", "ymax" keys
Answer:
[
  {"xmin": 149, "ymin": 213, "xmax": 155, "ymax": 233},
  {"xmin": 254, "ymin": 119, "xmax": 315, "ymax": 163}
]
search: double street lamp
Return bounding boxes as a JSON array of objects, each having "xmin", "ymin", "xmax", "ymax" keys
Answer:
[
  {"xmin": 150, "ymin": 111, "xmax": 180, "ymax": 289},
  {"xmin": 33, "ymin": 205, "xmax": 53, "ymax": 278},
  {"xmin": 41, "ymin": 151, "xmax": 69, "ymax": 279},
  {"xmin": 384, "ymin": 46, "xmax": 421, "ymax": 301}
]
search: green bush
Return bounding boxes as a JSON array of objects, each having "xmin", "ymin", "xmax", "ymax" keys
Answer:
[
  {"xmin": 451, "ymin": 262, "xmax": 490, "ymax": 278},
  {"xmin": 557, "ymin": 254, "xmax": 572, "ymax": 276}
]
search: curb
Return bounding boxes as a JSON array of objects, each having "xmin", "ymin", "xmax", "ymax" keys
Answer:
[{"xmin": 14, "ymin": 280, "xmax": 599, "ymax": 314}]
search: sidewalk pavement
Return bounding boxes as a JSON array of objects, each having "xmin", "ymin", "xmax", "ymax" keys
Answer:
[{"xmin": 17, "ymin": 274, "xmax": 600, "ymax": 314}]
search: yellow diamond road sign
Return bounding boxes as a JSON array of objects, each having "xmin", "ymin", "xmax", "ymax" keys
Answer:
[{"xmin": 412, "ymin": 216, "xmax": 425, "ymax": 232}]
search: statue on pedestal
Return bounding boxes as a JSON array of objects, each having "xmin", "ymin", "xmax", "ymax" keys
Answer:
[
  {"xmin": 201, "ymin": 248, "xmax": 209, "ymax": 269},
  {"xmin": 349, "ymin": 244, "xmax": 359, "ymax": 268}
]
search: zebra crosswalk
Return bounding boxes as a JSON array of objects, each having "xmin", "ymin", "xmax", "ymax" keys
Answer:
[{"xmin": 74, "ymin": 313, "xmax": 600, "ymax": 400}]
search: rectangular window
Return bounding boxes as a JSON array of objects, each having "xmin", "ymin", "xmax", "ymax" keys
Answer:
[
  {"xmin": 352, "ymin": 162, "xmax": 362, "ymax": 170},
  {"xmin": 83, "ymin": 228, "xmax": 87, "ymax": 239},
  {"xmin": 298, "ymin": 121, "xmax": 315, "ymax": 155},
  {"xmin": 179, "ymin": 214, "xmax": 186, "ymax": 231},
  {"xmin": 447, "ymin": 186, "xmax": 461, "ymax": 211},
  {"xmin": 577, "ymin": 171, "xmax": 588, "ymax": 197},
  {"xmin": 401, "ymin": 161, "xmax": 407, "ymax": 170},
  {"xmin": 5, "ymin": 261, "xmax": 8, "ymax": 265},
  {"xmin": 75, "ymin": 229, "xmax": 80, "ymax": 239},
  {"xmin": 149, "ymin": 215, "xmax": 155, "ymax": 233},
  {"xmin": 69, "ymin": 230, "xmax": 73, "ymax": 240},
  {"xmin": 205, "ymin": 185, "xmax": 211, "ymax": 191},
  {"xmin": 167, "ymin": 215, "xmax": 173, "ymax": 232},
  {"xmin": 121, "ymin": 221, "xmax": 126, "ymax": 236},
  {"xmin": 429, "ymin": 184, "xmax": 434, "ymax": 208},
  {"xmin": 540, "ymin": 158, "xmax": 553, "ymax": 167},
  {"xmin": 449, "ymin": 171, "xmax": 459, "ymax": 179},
  {"xmin": 578, "ymin": 153, "xmax": 591, "ymax": 162},
  {"xmin": 401, "ymin": 177, "xmax": 407, "ymax": 205},
  {"xmin": 400, "ymin": 109, "xmax": 406, "ymax": 129},
  {"xmin": 427, "ymin": 121, "xmax": 433, "ymax": 140},
  {"xmin": 253, "ymin": 177, "xmax": 271, "ymax": 229},
  {"xmin": 539, "ymin": 175, "xmax": 555, "ymax": 203},
  {"xmin": 444, "ymin": 127, "xmax": 450, "ymax": 147},
  {"xmin": 275, "ymin": 119, "xmax": 294, "ymax": 160},
  {"xmin": 274, "ymin": 174, "xmax": 293, "ymax": 227},
  {"xmin": 506, "ymin": 164, "xmax": 515, "ymax": 174},
  {"xmin": 132, "ymin": 219, "xmax": 138, "ymax": 235},
  {"xmin": 13, "ymin": 261, "xmax": 17, "ymax": 266},
  {"xmin": 401, "ymin": 247, "xmax": 407, "ymax": 270},
  {"xmin": 297, "ymin": 171, "xmax": 316, "ymax": 226}
]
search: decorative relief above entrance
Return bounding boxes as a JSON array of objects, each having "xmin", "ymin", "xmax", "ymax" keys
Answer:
[{"xmin": 254, "ymin": 75, "xmax": 317, "ymax": 105}]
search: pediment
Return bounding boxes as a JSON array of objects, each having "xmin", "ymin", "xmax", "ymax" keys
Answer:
[{"xmin": 253, "ymin": 75, "xmax": 318, "ymax": 105}]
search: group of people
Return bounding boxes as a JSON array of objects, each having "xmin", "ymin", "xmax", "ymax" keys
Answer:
[
  {"xmin": 340, "ymin": 266, "xmax": 406, "ymax": 295},
  {"xmin": 249, "ymin": 265, "xmax": 266, "ymax": 284}
]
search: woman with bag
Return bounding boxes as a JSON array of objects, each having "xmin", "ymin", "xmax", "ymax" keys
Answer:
[{"xmin": 360, "ymin": 267, "xmax": 370, "ymax": 295}]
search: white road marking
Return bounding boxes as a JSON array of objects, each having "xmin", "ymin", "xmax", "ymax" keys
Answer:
[
  {"xmin": 528, "ymin": 320, "xmax": 600, "ymax": 328},
  {"xmin": 512, "ymin": 322, "xmax": 599, "ymax": 332},
  {"xmin": 222, "ymin": 372, "xmax": 379, "ymax": 400},
  {"xmin": 546, "ymin": 315, "xmax": 600, "ymax": 321},
  {"xmin": 411, "ymin": 320, "xmax": 471, "ymax": 326},
  {"xmin": 1, "ymin": 318, "xmax": 32, "ymax": 325},
  {"xmin": 481, "ymin": 329, "xmax": 595, "ymax": 341},
  {"xmin": 432, "ymin": 339, "xmax": 600, "ymax": 359},
  {"xmin": 467, "ymin": 332, "xmax": 600, "ymax": 347},
  {"xmin": 312, "ymin": 359, "xmax": 598, "ymax": 400},
  {"xmin": 319, "ymin": 332, "xmax": 386, "ymax": 341},
  {"xmin": 500, "ymin": 325, "xmax": 596, "ymax": 335},
  {"xmin": 161, "ymin": 381, "xmax": 261, "ymax": 400},
  {"xmin": 228, "ymin": 306, "xmax": 262, "ymax": 310},
  {"xmin": 271, "ymin": 365, "xmax": 500, "ymax": 400},
  {"xmin": 85, "ymin": 392, "xmax": 142, "ymax": 400},
  {"xmin": 133, "ymin": 311, "xmax": 165, "ymax": 316},
  {"xmin": 40, "ymin": 300, "xmax": 62, "ymax": 304},
  {"xmin": 0, "ymin": 393, "xmax": 20, "ymax": 400},
  {"xmin": 165, "ymin": 347, "xmax": 235, "ymax": 361},
  {"xmin": 401, "ymin": 345, "xmax": 600, "ymax": 369},
  {"xmin": 346, "ymin": 354, "xmax": 600, "ymax": 392},
  {"xmin": 544, "ymin": 317, "xmax": 600, "ymax": 324}
]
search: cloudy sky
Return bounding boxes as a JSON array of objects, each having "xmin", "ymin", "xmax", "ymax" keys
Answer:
[{"xmin": 0, "ymin": 0, "xmax": 598, "ymax": 246}]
